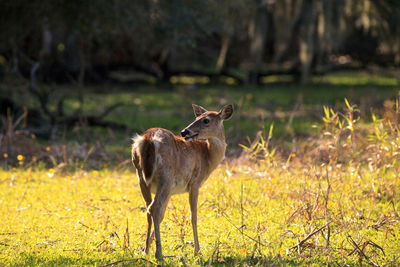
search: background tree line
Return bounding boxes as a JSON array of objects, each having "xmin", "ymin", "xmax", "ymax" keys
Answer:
[{"xmin": 0, "ymin": 0, "xmax": 399, "ymax": 86}]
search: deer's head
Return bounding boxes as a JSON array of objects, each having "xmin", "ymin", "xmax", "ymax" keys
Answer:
[{"xmin": 181, "ymin": 104, "xmax": 233, "ymax": 141}]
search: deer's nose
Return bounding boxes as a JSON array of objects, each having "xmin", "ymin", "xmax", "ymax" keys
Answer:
[{"xmin": 181, "ymin": 129, "xmax": 189, "ymax": 137}]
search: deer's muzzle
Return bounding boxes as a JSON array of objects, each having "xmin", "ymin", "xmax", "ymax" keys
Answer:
[{"xmin": 181, "ymin": 129, "xmax": 198, "ymax": 141}]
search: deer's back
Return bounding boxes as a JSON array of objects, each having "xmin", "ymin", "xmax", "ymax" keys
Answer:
[{"xmin": 133, "ymin": 128, "xmax": 211, "ymax": 194}]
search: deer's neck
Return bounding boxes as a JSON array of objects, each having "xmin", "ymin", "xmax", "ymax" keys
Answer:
[{"xmin": 207, "ymin": 134, "xmax": 226, "ymax": 171}]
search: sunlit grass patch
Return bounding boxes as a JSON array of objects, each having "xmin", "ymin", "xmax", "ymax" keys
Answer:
[
  {"xmin": 1, "ymin": 156, "xmax": 399, "ymax": 266},
  {"xmin": 170, "ymin": 75, "xmax": 211, "ymax": 85},
  {"xmin": 0, "ymin": 169, "xmax": 140, "ymax": 266},
  {"xmin": 312, "ymin": 71, "xmax": 400, "ymax": 86},
  {"xmin": 261, "ymin": 75, "xmax": 294, "ymax": 84}
]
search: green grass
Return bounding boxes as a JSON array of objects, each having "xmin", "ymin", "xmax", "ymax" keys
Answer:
[
  {"xmin": 0, "ymin": 161, "xmax": 399, "ymax": 266},
  {"xmin": 1, "ymin": 71, "xmax": 400, "ymax": 265},
  {"xmin": 9, "ymin": 71, "xmax": 400, "ymax": 141}
]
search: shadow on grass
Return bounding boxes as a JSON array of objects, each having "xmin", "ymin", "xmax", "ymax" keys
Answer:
[{"xmin": 8, "ymin": 252, "xmax": 325, "ymax": 266}]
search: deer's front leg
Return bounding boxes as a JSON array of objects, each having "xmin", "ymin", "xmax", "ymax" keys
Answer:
[
  {"xmin": 149, "ymin": 179, "xmax": 171, "ymax": 260},
  {"xmin": 189, "ymin": 186, "xmax": 200, "ymax": 255}
]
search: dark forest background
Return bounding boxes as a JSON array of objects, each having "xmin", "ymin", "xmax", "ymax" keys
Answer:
[
  {"xmin": 1, "ymin": 0, "xmax": 399, "ymax": 85},
  {"xmin": 0, "ymin": 0, "xmax": 399, "ymax": 147}
]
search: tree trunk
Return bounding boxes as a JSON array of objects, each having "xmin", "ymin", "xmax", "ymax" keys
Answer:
[
  {"xmin": 298, "ymin": 0, "xmax": 317, "ymax": 83},
  {"xmin": 216, "ymin": 36, "xmax": 231, "ymax": 73},
  {"xmin": 315, "ymin": 0, "xmax": 325, "ymax": 70},
  {"xmin": 395, "ymin": 15, "xmax": 400, "ymax": 66},
  {"xmin": 247, "ymin": 1, "xmax": 269, "ymax": 85},
  {"xmin": 272, "ymin": 0, "xmax": 302, "ymax": 63},
  {"xmin": 77, "ymin": 45, "xmax": 86, "ymax": 112}
]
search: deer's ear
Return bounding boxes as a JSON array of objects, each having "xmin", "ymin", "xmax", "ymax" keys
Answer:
[
  {"xmin": 219, "ymin": 104, "xmax": 234, "ymax": 120},
  {"xmin": 192, "ymin": 104, "xmax": 208, "ymax": 117}
]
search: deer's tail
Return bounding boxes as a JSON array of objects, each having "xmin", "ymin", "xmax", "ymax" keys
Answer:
[{"xmin": 132, "ymin": 134, "xmax": 155, "ymax": 185}]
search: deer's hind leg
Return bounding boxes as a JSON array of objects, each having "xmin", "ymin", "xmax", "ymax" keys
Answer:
[
  {"xmin": 149, "ymin": 177, "xmax": 172, "ymax": 260},
  {"xmin": 138, "ymin": 176, "xmax": 153, "ymax": 255}
]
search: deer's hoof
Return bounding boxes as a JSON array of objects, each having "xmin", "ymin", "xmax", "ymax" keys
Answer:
[
  {"xmin": 155, "ymin": 250, "xmax": 163, "ymax": 260},
  {"xmin": 194, "ymin": 248, "xmax": 201, "ymax": 256}
]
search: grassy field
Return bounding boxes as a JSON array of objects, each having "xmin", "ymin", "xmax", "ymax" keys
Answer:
[
  {"xmin": 0, "ymin": 158, "xmax": 399, "ymax": 266},
  {"xmin": 1, "ymin": 71, "xmax": 400, "ymax": 265}
]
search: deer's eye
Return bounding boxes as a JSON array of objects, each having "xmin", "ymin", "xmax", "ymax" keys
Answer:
[{"xmin": 203, "ymin": 118, "xmax": 210, "ymax": 124}]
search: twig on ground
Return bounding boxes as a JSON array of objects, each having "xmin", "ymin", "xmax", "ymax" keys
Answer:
[
  {"xmin": 368, "ymin": 215, "xmax": 398, "ymax": 230},
  {"xmin": 326, "ymin": 224, "xmax": 331, "ymax": 249},
  {"xmin": 76, "ymin": 221, "xmax": 96, "ymax": 232},
  {"xmin": 221, "ymin": 212, "xmax": 268, "ymax": 247},
  {"xmin": 347, "ymin": 239, "xmax": 385, "ymax": 258},
  {"xmin": 347, "ymin": 235, "xmax": 380, "ymax": 267},
  {"xmin": 207, "ymin": 239, "xmax": 220, "ymax": 266},
  {"xmin": 271, "ymin": 253, "xmax": 284, "ymax": 266},
  {"xmin": 286, "ymin": 222, "xmax": 331, "ymax": 254},
  {"xmin": 286, "ymin": 207, "xmax": 301, "ymax": 223},
  {"xmin": 367, "ymin": 240, "xmax": 385, "ymax": 256}
]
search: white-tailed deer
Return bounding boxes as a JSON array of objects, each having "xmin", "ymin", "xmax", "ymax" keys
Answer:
[{"xmin": 131, "ymin": 104, "xmax": 233, "ymax": 259}]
